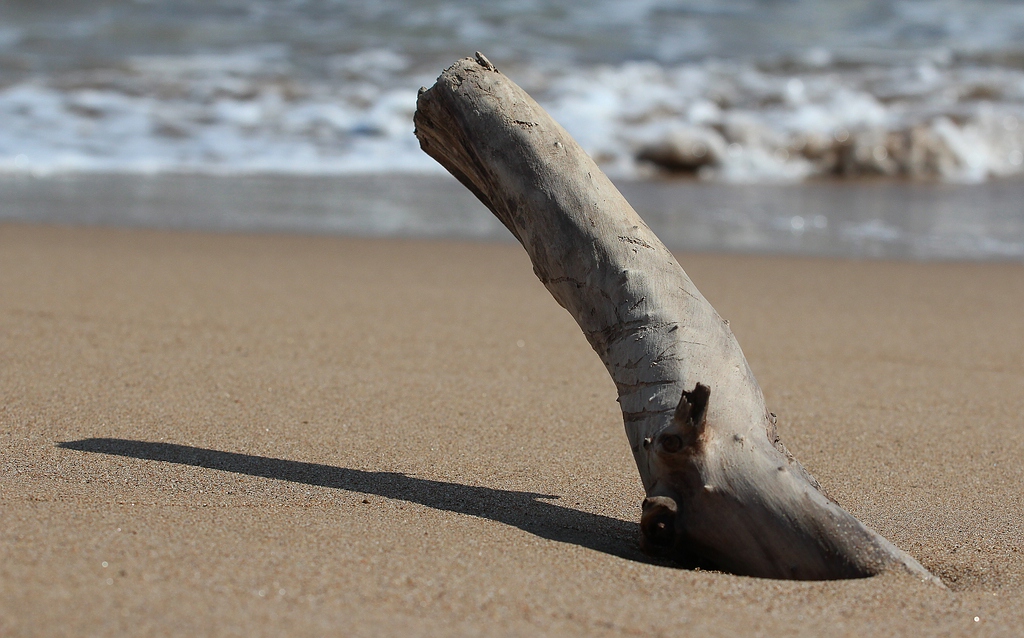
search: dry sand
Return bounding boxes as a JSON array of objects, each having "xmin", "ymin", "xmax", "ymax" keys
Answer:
[{"xmin": 2, "ymin": 222, "xmax": 1023, "ymax": 636}]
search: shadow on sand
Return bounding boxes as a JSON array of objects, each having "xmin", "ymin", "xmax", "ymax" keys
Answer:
[{"xmin": 58, "ymin": 438, "xmax": 656, "ymax": 564}]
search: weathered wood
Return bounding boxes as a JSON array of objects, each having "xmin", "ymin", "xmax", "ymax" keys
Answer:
[{"xmin": 414, "ymin": 53, "xmax": 941, "ymax": 583}]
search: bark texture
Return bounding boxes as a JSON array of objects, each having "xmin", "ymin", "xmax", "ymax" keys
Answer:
[{"xmin": 414, "ymin": 53, "xmax": 941, "ymax": 583}]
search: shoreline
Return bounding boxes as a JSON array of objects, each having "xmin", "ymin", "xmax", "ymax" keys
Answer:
[
  {"xmin": 2, "ymin": 223, "xmax": 1022, "ymax": 635},
  {"xmin": 2, "ymin": 173, "xmax": 1023, "ymax": 260}
]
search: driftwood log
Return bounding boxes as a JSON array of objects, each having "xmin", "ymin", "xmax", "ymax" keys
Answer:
[{"xmin": 414, "ymin": 54, "xmax": 940, "ymax": 583}]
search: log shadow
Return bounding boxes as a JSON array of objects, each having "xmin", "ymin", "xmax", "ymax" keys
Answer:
[{"xmin": 58, "ymin": 438, "xmax": 656, "ymax": 564}]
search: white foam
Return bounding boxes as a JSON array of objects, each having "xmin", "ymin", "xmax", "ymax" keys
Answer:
[
  {"xmin": 1, "ymin": 47, "xmax": 1023, "ymax": 183},
  {"xmin": 540, "ymin": 59, "xmax": 1024, "ymax": 182}
]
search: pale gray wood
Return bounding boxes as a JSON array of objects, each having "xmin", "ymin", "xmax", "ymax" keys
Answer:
[{"xmin": 414, "ymin": 53, "xmax": 941, "ymax": 583}]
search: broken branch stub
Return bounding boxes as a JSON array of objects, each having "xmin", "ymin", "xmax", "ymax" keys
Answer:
[{"xmin": 414, "ymin": 54, "xmax": 940, "ymax": 584}]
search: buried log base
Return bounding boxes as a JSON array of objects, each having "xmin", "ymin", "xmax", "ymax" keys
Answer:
[
  {"xmin": 639, "ymin": 496, "xmax": 724, "ymax": 573},
  {"xmin": 631, "ymin": 383, "xmax": 931, "ymax": 581},
  {"xmin": 636, "ymin": 493, "xmax": 872, "ymax": 579}
]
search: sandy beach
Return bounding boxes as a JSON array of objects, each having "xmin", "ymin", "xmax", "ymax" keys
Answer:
[{"xmin": 2, "ymin": 222, "xmax": 1023, "ymax": 636}]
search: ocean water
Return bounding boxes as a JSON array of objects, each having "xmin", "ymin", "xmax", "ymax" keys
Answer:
[
  {"xmin": 2, "ymin": 0, "xmax": 1024, "ymax": 182},
  {"xmin": 1, "ymin": 1, "xmax": 1023, "ymax": 258}
]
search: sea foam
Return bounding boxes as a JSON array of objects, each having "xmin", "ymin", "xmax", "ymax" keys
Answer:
[
  {"xmin": 1, "ymin": 0, "xmax": 1023, "ymax": 183},
  {"xmin": 2, "ymin": 51, "xmax": 1022, "ymax": 183}
]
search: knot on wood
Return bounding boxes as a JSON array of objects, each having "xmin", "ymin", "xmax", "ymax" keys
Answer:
[
  {"xmin": 652, "ymin": 382, "xmax": 710, "ymax": 454},
  {"xmin": 675, "ymin": 382, "xmax": 710, "ymax": 428},
  {"xmin": 640, "ymin": 495, "xmax": 679, "ymax": 554}
]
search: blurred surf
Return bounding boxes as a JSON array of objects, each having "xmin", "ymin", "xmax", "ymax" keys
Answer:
[{"xmin": 1, "ymin": 0, "xmax": 1023, "ymax": 183}]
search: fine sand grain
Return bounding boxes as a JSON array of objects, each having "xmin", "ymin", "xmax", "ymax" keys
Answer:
[{"xmin": 1, "ymin": 223, "xmax": 1022, "ymax": 636}]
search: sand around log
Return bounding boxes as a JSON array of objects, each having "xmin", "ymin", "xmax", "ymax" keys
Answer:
[{"xmin": 2, "ymin": 224, "xmax": 1023, "ymax": 634}]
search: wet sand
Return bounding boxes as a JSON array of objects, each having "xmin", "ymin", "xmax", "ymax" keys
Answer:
[
  {"xmin": 4, "ymin": 173, "xmax": 1024, "ymax": 260},
  {"xmin": 2, "ymin": 222, "xmax": 1023, "ymax": 636}
]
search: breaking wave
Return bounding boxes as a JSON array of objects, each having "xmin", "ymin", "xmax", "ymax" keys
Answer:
[{"xmin": 1, "ymin": 0, "xmax": 1023, "ymax": 183}]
